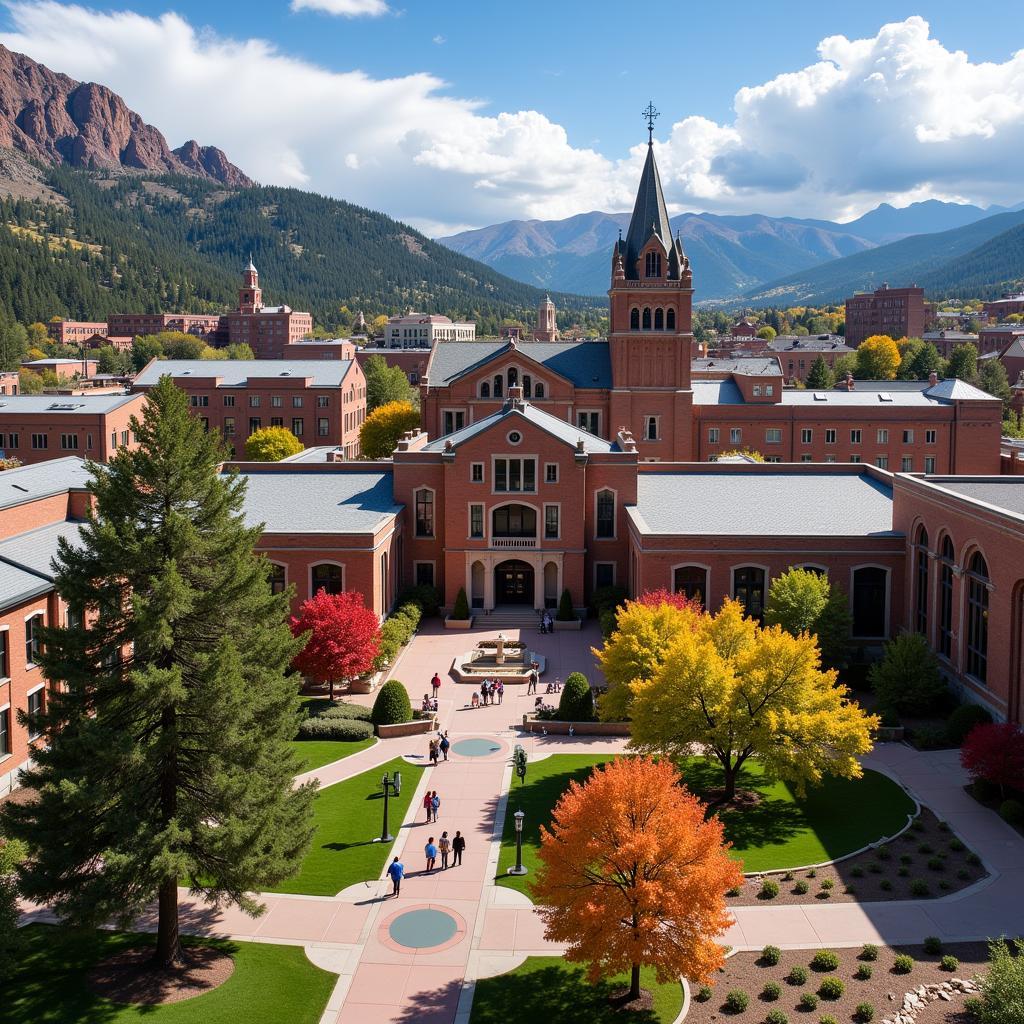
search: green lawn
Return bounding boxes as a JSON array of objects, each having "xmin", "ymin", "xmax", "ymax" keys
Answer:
[
  {"xmin": 267, "ymin": 756, "xmax": 424, "ymax": 896},
  {"xmin": 289, "ymin": 736, "xmax": 377, "ymax": 772},
  {"xmin": 470, "ymin": 956, "xmax": 683, "ymax": 1024},
  {"xmin": 496, "ymin": 754, "xmax": 915, "ymax": 892},
  {"xmin": 0, "ymin": 925, "xmax": 336, "ymax": 1024}
]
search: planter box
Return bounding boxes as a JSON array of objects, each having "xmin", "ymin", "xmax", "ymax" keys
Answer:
[
  {"xmin": 444, "ymin": 616, "xmax": 474, "ymax": 630},
  {"xmin": 522, "ymin": 716, "xmax": 630, "ymax": 736},
  {"xmin": 876, "ymin": 725, "xmax": 905, "ymax": 742},
  {"xmin": 552, "ymin": 618, "xmax": 581, "ymax": 631},
  {"xmin": 376, "ymin": 715, "xmax": 437, "ymax": 738}
]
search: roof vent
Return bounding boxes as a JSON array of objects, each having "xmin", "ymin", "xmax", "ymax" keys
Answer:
[
  {"xmin": 813, "ymin": 392, "xmax": 828, "ymax": 401},
  {"xmin": 878, "ymin": 392, "xmax": 893, "ymax": 402},
  {"xmin": 181, "ymin": 369, "xmax": 191, "ymax": 375},
  {"xmin": 280, "ymin": 371, "xmax": 291, "ymax": 376},
  {"xmin": 11, "ymin": 484, "xmax": 27, "ymax": 492}
]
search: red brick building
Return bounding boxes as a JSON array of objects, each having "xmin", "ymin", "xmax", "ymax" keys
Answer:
[
  {"xmin": 46, "ymin": 320, "xmax": 108, "ymax": 346},
  {"xmin": 132, "ymin": 359, "xmax": 367, "ymax": 459},
  {"xmin": 105, "ymin": 312, "xmax": 224, "ymax": 343},
  {"xmin": 354, "ymin": 346, "xmax": 431, "ymax": 386},
  {"xmin": 223, "ymin": 261, "xmax": 313, "ymax": 358},
  {"xmin": 845, "ymin": 284, "xmax": 927, "ymax": 346},
  {"xmin": 766, "ymin": 335, "xmax": 856, "ymax": 381},
  {"xmin": 983, "ymin": 293, "xmax": 1024, "ymax": 320},
  {"xmin": 22, "ymin": 358, "xmax": 98, "ymax": 380}
]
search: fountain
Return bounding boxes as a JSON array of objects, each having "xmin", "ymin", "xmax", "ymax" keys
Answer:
[{"xmin": 451, "ymin": 636, "xmax": 546, "ymax": 684}]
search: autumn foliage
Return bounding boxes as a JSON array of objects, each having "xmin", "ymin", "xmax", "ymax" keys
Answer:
[
  {"xmin": 635, "ymin": 587, "xmax": 703, "ymax": 612},
  {"xmin": 960, "ymin": 723, "xmax": 1024, "ymax": 796},
  {"xmin": 532, "ymin": 756, "xmax": 741, "ymax": 1001},
  {"xmin": 290, "ymin": 589, "xmax": 380, "ymax": 700}
]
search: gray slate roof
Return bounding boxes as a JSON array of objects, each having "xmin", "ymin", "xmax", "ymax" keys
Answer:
[
  {"xmin": 925, "ymin": 478, "xmax": 1024, "ymax": 519},
  {"xmin": 629, "ymin": 471, "xmax": 896, "ymax": 537},
  {"xmin": 0, "ymin": 395, "xmax": 137, "ymax": 414},
  {"xmin": 236, "ymin": 470, "xmax": 400, "ymax": 534},
  {"xmin": 694, "ymin": 358, "xmax": 781, "ymax": 376},
  {"xmin": 134, "ymin": 360, "xmax": 353, "ymax": 387},
  {"xmin": 0, "ymin": 519, "xmax": 84, "ymax": 611},
  {"xmin": 693, "ymin": 379, "xmax": 999, "ymax": 407},
  {"xmin": 767, "ymin": 335, "xmax": 853, "ymax": 353},
  {"xmin": 0, "ymin": 457, "xmax": 91, "ymax": 510},
  {"xmin": 427, "ymin": 341, "xmax": 612, "ymax": 389},
  {"xmin": 423, "ymin": 402, "xmax": 616, "ymax": 454},
  {"xmin": 623, "ymin": 142, "xmax": 673, "ymax": 275}
]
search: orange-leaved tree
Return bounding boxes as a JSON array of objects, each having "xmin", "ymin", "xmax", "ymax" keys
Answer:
[{"xmin": 532, "ymin": 756, "xmax": 742, "ymax": 1004}]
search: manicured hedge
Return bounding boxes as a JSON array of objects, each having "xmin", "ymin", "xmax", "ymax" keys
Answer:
[
  {"xmin": 317, "ymin": 702, "xmax": 373, "ymax": 722},
  {"xmin": 372, "ymin": 679, "xmax": 413, "ymax": 726},
  {"xmin": 297, "ymin": 717, "xmax": 374, "ymax": 740},
  {"xmin": 556, "ymin": 672, "xmax": 595, "ymax": 722}
]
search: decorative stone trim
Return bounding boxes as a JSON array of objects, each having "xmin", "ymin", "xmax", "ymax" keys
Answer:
[
  {"xmin": 376, "ymin": 714, "xmax": 438, "ymax": 738},
  {"xmin": 881, "ymin": 976, "xmax": 979, "ymax": 1024},
  {"xmin": 520, "ymin": 717, "xmax": 630, "ymax": 736}
]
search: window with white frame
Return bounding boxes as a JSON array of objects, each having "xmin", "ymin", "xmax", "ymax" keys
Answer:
[
  {"xmin": 544, "ymin": 504, "xmax": 559, "ymax": 539},
  {"xmin": 25, "ymin": 613, "xmax": 43, "ymax": 666},
  {"xmin": 765, "ymin": 428, "xmax": 782, "ymax": 444},
  {"xmin": 471, "ymin": 462, "xmax": 484, "ymax": 483},
  {"xmin": 825, "ymin": 428, "xmax": 836, "ymax": 444},
  {"xmin": 901, "ymin": 456, "xmax": 913, "ymax": 472},
  {"xmin": 311, "ymin": 563, "xmax": 343, "ymax": 596},
  {"xmin": 469, "ymin": 503, "xmax": 484, "ymax": 538},
  {"xmin": 644, "ymin": 416, "xmax": 659, "ymax": 441},
  {"xmin": 801, "ymin": 454, "xmax": 813, "ymax": 462},
  {"xmin": 577, "ymin": 411, "xmax": 600, "ymax": 434},
  {"xmin": 925, "ymin": 429, "xmax": 936, "ymax": 444},
  {"xmin": 415, "ymin": 488, "xmax": 435, "ymax": 535},
  {"xmin": 877, "ymin": 428, "xmax": 888, "ymax": 443},
  {"xmin": 494, "ymin": 458, "xmax": 536, "ymax": 493},
  {"xmin": 26, "ymin": 686, "xmax": 44, "ymax": 741},
  {"xmin": 0, "ymin": 704, "xmax": 9, "ymax": 757},
  {"xmin": 0, "ymin": 629, "xmax": 6, "ymax": 678},
  {"xmin": 876, "ymin": 455, "xmax": 889, "ymax": 469},
  {"xmin": 708, "ymin": 428, "xmax": 719, "ymax": 444},
  {"xmin": 442, "ymin": 410, "xmax": 465, "ymax": 436},
  {"xmin": 801, "ymin": 428, "xmax": 812, "ymax": 444},
  {"xmin": 729, "ymin": 427, "xmax": 742, "ymax": 443},
  {"xmin": 924, "ymin": 456, "xmax": 935, "ymax": 473},
  {"xmin": 595, "ymin": 490, "xmax": 615, "ymax": 539},
  {"xmin": 903, "ymin": 429, "xmax": 915, "ymax": 444},
  {"xmin": 268, "ymin": 563, "xmax": 286, "ymax": 595},
  {"xmin": 850, "ymin": 429, "xmax": 862, "ymax": 444},
  {"xmin": 544, "ymin": 463, "xmax": 558, "ymax": 484}
]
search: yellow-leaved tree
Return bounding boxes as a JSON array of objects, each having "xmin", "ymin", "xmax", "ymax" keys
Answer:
[
  {"xmin": 629, "ymin": 599, "xmax": 877, "ymax": 801},
  {"xmin": 359, "ymin": 400, "xmax": 421, "ymax": 458},
  {"xmin": 855, "ymin": 335, "xmax": 901, "ymax": 380}
]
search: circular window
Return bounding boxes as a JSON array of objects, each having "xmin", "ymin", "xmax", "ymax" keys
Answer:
[{"xmin": 507, "ymin": 430, "xmax": 522, "ymax": 445}]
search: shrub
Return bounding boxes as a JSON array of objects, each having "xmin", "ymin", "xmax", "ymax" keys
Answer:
[
  {"xmin": 787, "ymin": 966, "xmax": 808, "ymax": 985},
  {"xmin": 799, "ymin": 993, "xmax": 819, "ymax": 1010},
  {"xmin": 397, "ymin": 584, "xmax": 441, "ymax": 617},
  {"xmin": 912, "ymin": 818, "xmax": 926, "ymax": 832},
  {"xmin": 946, "ymin": 703, "xmax": 993, "ymax": 746},
  {"xmin": 860, "ymin": 944, "xmax": 879, "ymax": 961},
  {"xmin": 892, "ymin": 953, "xmax": 915, "ymax": 974},
  {"xmin": 949, "ymin": 838, "xmax": 966, "ymax": 852},
  {"xmin": 782, "ymin": 871, "xmax": 794, "ymax": 881},
  {"xmin": 918, "ymin": 842, "xmax": 934, "ymax": 854},
  {"xmin": 793, "ymin": 880, "xmax": 809, "ymax": 895},
  {"xmin": 999, "ymin": 799, "xmax": 1024, "ymax": 826},
  {"xmin": 818, "ymin": 1017, "xmax": 838, "ymax": 1024},
  {"xmin": 928, "ymin": 857, "xmax": 945, "ymax": 871},
  {"xmin": 816, "ymin": 889, "xmax": 831, "ymax": 900},
  {"xmin": 761, "ymin": 945, "xmax": 782, "ymax": 966},
  {"xmin": 978, "ymin": 938, "xmax": 1024, "ymax": 1024},
  {"xmin": 855, "ymin": 963, "xmax": 873, "ymax": 980},
  {"xmin": 854, "ymin": 1003, "xmax": 875, "ymax": 1022},
  {"xmin": 820, "ymin": 879, "xmax": 834, "ymax": 890},
  {"xmin": 0, "ymin": 837, "xmax": 26, "ymax": 982},
  {"xmin": 598, "ymin": 607, "xmax": 617, "ymax": 638},
  {"xmin": 317, "ymin": 702, "xmax": 373, "ymax": 721},
  {"xmin": 868, "ymin": 862, "xmax": 882, "ymax": 874},
  {"xmin": 939, "ymin": 820, "xmax": 951, "ymax": 832},
  {"xmin": 696, "ymin": 985, "xmax": 713, "ymax": 1002},
  {"xmin": 762, "ymin": 981, "xmax": 782, "ymax": 1001},
  {"xmin": 394, "ymin": 601, "xmax": 422, "ymax": 630},
  {"xmin": 964, "ymin": 998, "xmax": 983, "ymax": 1017},
  {"xmin": 811, "ymin": 950, "xmax": 840, "ymax": 971},
  {"xmin": 869, "ymin": 633, "xmax": 947, "ymax": 716},
  {"xmin": 296, "ymin": 716, "xmax": 374, "ymax": 741},
  {"xmin": 923, "ymin": 936, "xmax": 943, "ymax": 954},
  {"xmin": 807, "ymin": 868, "xmax": 817, "ymax": 878},
  {"xmin": 957, "ymin": 868, "xmax": 970, "ymax": 880},
  {"xmin": 967, "ymin": 852, "xmax": 982, "ymax": 866},
  {"xmin": 880, "ymin": 880, "xmax": 892, "ymax": 892},
  {"xmin": 817, "ymin": 977, "xmax": 844, "ymax": 1000},
  {"xmin": 556, "ymin": 588, "xmax": 576, "ymax": 622},
  {"xmin": 941, "ymin": 955, "xmax": 960, "ymax": 972},
  {"xmin": 726, "ymin": 886, "xmax": 742, "ymax": 897},
  {"xmin": 590, "ymin": 584, "xmax": 628, "ymax": 615},
  {"xmin": 759, "ymin": 879, "xmax": 780, "ymax": 900},
  {"xmin": 876, "ymin": 847, "xmax": 892, "ymax": 861},
  {"xmin": 900, "ymin": 854, "xmax": 913, "ymax": 864},
  {"xmin": 898, "ymin": 866, "xmax": 909, "ymax": 877},
  {"xmin": 451, "ymin": 587, "xmax": 471, "ymax": 620},
  {"xmin": 557, "ymin": 672, "xmax": 595, "ymax": 722},
  {"xmin": 974, "ymin": 777, "xmax": 1002, "ymax": 804},
  {"xmin": 939, "ymin": 879, "xmax": 951, "ymax": 891},
  {"xmin": 961, "ymin": 723, "xmax": 1024, "ymax": 796},
  {"xmin": 724, "ymin": 989, "xmax": 749, "ymax": 1013},
  {"xmin": 851, "ymin": 865, "xmax": 865, "ymax": 878},
  {"xmin": 910, "ymin": 879, "xmax": 929, "ymax": 897},
  {"xmin": 764, "ymin": 1011, "xmax": 788, "ymax": 1024},
  {"xmin": 371, "ymin": 679, "xmax": 413, "ymax": 726}
]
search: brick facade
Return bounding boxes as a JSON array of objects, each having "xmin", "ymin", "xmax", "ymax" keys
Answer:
[{"xmin": 845, "ymin": 285, "xmax": 927, "ymax": 347}]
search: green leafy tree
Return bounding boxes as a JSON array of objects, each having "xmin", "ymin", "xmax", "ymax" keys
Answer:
[
  {"xmin": 557, "ymin": 672, "xmax": 595, "ymax": 721},
  {"xmin": 1004, "ymin": 411, "xmax": 1024, "ymax": 439},
  {"xmin": 451, "ymin": 586, "xmax": 471, "ymax": 620},
  {"xmin": 831, "ymin": 353, "xmax": 857, "ymax": 380},
  {"xmin": 979, "ymin": 359, "xmax": 1012, "ymax": 409},
  {"xmin": 25, "ymin": 322, "xmax": 48, "ymax": 348},
  {"xmin": 95, "ymin": 344, "xmax": 129, "ymax": 376},
  {"xmin": 904, "ymin": 341, "xmax": 946, "ymax": 380},
  {"xmin": 226, "ymin": 343, "xmax": 255, "ymax": 360},
  {"xmin": 0, "ymin": 836, "xmax": 26, "ymax": 981},
  {"xmin": 765, "ymin": 568, "xmax": 829, "ymax": 635},
  {"xmin": 1, "ymin": 377, "xmax": 316, "ymax": 970},
  {"xmin": 359, "ymin": 400, "xmax": 421, "ymax": 458},
  {"xmin": 756, "ymin": 325, "xmax": 776, "ymax": 341},
  {"xmin": 814, "ymin": 588, "xmax": 854, "ymax": 671},
  {"xmin": 131, "ymin": 335, "xmax": 164, "ymax": 372},
  {"xmin": 244, "ymin": 426, "xmax": 304, "ymax": 461},
  {"xmin": 162, "ymin": 334, "xmax": 207, "ymax": 360},
  {"xmin": 0, "ymin": 321, "xmax": 28, "ymax": 372},
  {"xmin": 805, "ymin": 356, "xmax": 834, "ymax": 389},
  {"xmin": 946, "ymin": 343, "xmax": 979, "ymax": 382},
  {"xmin": 556, "ymin": 588, "xmax": 576, "ymax": 621},
  {"xmin": 869, "ymin": 632, "xmax": 947, "ymax": 716},
  {"xmin": 363, "ymin": 354, "xmax": 416, "ymax": 412},
  {"xmin": 17, "ymin": 369, "xmax": 42, "ymax": 394}
]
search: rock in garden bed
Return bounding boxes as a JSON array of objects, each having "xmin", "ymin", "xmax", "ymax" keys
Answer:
[{"xmin": 726, "ymin": 808, "xmax": 987, "ymax": 906}]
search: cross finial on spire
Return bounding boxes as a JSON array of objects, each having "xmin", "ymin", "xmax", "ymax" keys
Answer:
[{"xmin": 642, "ymin": 101, "xmax": 659, "ymax": 143}]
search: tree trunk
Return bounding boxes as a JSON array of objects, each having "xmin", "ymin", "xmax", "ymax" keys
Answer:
[
  {"xmin": 329, "ymin": 677, "xmax": 335, "ymax": 702},
  {"xmin": 722, "ymin": 761, "xmax": 738, "ymax": 802},
  {"xmin": 629, "ymin": 962, "xmax": 642, "ymax": 1002},
  {"xmin": 153, "ymin": 874, "xmax": 183, "ymax": 968}
]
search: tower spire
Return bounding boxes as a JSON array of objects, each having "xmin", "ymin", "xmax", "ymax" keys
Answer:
[{"xmin": 641, "ymin": 100, "xmax": 659, "ymax": 145}]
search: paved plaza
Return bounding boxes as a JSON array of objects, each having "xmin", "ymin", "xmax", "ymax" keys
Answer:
[{"xmin": 17, "ymin": 620, "xmax": 1024, "ymax": 1024}]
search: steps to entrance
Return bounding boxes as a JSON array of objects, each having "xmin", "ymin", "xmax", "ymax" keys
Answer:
[{"xmin": 474, "ymin": 607, "xmax": 542, "ymax": 630}]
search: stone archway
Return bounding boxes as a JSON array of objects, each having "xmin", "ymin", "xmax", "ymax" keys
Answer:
[{"xmin": 494, "ymin": 559, "xmax": 534, "ymax": 605}]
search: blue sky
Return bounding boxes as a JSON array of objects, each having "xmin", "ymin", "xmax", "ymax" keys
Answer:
[{"xmin": 2, "ymin": 1, "xmax": 1023, "ymax": 233}]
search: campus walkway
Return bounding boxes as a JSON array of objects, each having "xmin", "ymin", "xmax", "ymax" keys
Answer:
[{"xmin": 16, "ymin": 620, "xmax": 1024, "ymax": 1023}]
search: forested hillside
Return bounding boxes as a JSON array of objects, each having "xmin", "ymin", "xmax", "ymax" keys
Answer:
[{"xmin": 0, "ymin": 166, "xmax": 601, "ymax": 333}]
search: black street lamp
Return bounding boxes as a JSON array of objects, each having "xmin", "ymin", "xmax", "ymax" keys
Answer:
[
  {"xmin": 508, "ymin": 808, "xmax": 528, "ymax": 875},
  {"xmin": 375, "ymin": 770, "xmax": 402, "ymax": 843}
]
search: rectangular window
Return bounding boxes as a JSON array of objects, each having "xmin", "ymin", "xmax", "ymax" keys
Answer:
[
  {"xmin": 249, "ymin": 417, "xmax": 262, "ymax": 433},
  {"xmin": 903, "ymin": 429, "xmax": 915, "ymax": 444},
  {"xmin": 877, "ymin": 429, "xmax": 888, "ymax": 443},
  {"xmin": 60, "ymin": 433, "xmax": 79, "ymax": 450},
  {"xmin": 189, "ymin": 395, "xmax": 209, "ymax": 407},
  {"xmin": 26, "ymin": 687, "xmax": 43, "ymax": 741},
  {"xmin": 825, "ymin": 429, "xmax": 837, "ymax": 444},
  {"xmin": 729, "ymin": 427, "xmax": 742, "ymax": 443},
  {"xmin": 544, "ymin": 504, "xmax": 559, "ymax": 539},
  {"xmin": 317, "ymin": 396, "xmax": 330, "ymax": 408},
  {"xmin": 318, "ymin": 418, "xmax": 330, "ymax": 437},
  {"xmin": 850, "ymin": 455, "xmax": 861, "ymax": 463},
  {"xmin": 223, "ymin": 417, "xmax": 235, "ymax": 437},
  {"xmin": 707, "ymin": 428, "xmax": 719, "ymax": 444},
  {"xmin": 753, "ymin": 385, "xmax": 762, "ymax": 397},
  {"xmin": 595, "ymin": 563, "xmax": 615, "ymax": 589},
  {"xmin": 443, "ymin": 410, "xmax": 465, "ymax": 435},
  {"xmin": 494, "ymin": 458, "xmax": 536, "ymax": 493},
  {"xmin": 0, "ymin": 705, "xmax": 9, "ymax": 757},
  {"xmin": 876, "ymin": 455, "xmax": 889, "ymax": 469},
  {"xmin": 595, "ymin": 490, "xmax": 615, "ymax": 539},
  {"xmin": 902, "ymin": 456, "xmax": 913, "ymax": 471},
  {"xmin": 471, "ymin": 462, "xmax": 484, "ymax": 483},
  {"xmin": 577, "ymin": 411, "xmax": 599, "ymax": 434},
  {"xmin": 31, "ymin": 433, "xmax": 47, "ymax": 449},
  {"xmin": 644, "ymin": 416, "xmax": 659, "ymax": 441},
  {"xmin": 86, "ymin": 433, "xmax": 93, "ymax": 450},
  {"xmin": 766, "ymin": 385, "xmax": 774, "ymax": 396},
  {"xmin": 850, "ymin": 429, "xmax": 862, "ymax": 444},
  {"xmin": 825, "ymin": 454, "xmax": 837, "ymax": 463},
  {"xmin": 200, "ymin": 417, "xmax": 210, "ymax": 432},
  {"xmin": 25, "ymin": 613, "xmax": 43, "ymax": 666},
  {"xmin": 544, "ymin": 463, "xmax": 558, "ymax": 484},
  {"xmin": 925, "ymin": 429, "xmax": 936, "ymax": 444},
  {"xmin": 270, "ymin": 416, "xmax": 283, "ymax": 428},
  {"xmin": 924, "ymin": 456, "xmax": 936, "ymax": 473},
  {"xmin": 292, "ymin": 396, "xmax": 304, "ymax": 408},
  {"xmin": 766, "ymin": 455, "xmax": 783, "ymax": 463},
  {"xmin": 415, "ymin": 490, "xmax": 434, "ymax": 537},
  {"xmin": 121, "ymin": 431, "xmax": 129, "ymax": 446},
  {"xmin": 223, "ymin": 394, "xmax": 235, "ymax": 407},
  {"xmin": 801, "ymin": 428, "xmax": 812, "ymax": 444},
  {"xmin": 271, "ymin": 396, "xmax": 283, "ymax": 408},
  {"xmin": 800, "ymin": 454, "xmax": 813, "ymax": 462},
  {"xmin": 6, "ymin": 433, "xmax": 17, "ymax": 449},
  {"xmin": 249, "ymin": 395, "xmax": 261, "ymax": 407},
  {"xmin": 469, "ymin": 503, "xmax": 484, "ymax": 538},
  {"xmin": 0, "ymin": 631, "xmax": 6, "ymax": 678},
  {"xmin": 765, "ymin": 428, "xmax": 782, "ymax": 443},
  {"xmin": 110, "ymin": 431, "xmax": 116, "ymax": 449}
]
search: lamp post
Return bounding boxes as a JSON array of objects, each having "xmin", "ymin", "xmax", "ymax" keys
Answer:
[
  {"xmin": 508, "ymin": 808, "xmax": 528, "ymax": 875},
  {"xmin": 375, "ymin": 770, "xmax": 402, "ymax": 843}
]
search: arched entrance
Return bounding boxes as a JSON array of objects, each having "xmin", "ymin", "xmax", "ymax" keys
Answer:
[{"xmin": 495, "ymin": 560, "xmax": 534, "ymax": 605}]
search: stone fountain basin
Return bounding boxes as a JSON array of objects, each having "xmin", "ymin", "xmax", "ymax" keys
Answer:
[{"xmin": 450, "ymin": 651, "xmax": 546, "ymax": 683}]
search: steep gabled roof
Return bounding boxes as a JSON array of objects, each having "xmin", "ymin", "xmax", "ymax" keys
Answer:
[
  {"xmin": 425, "ymin": 340, "xmax": 612, "ymax": 389},
  {"xmin": 623, "ymin": 142, "xmax": 673, "ymax": 279}
]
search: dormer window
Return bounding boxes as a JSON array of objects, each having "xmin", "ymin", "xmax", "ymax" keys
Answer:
[{"xmin": 645, "ymin": 251, "xmax": 662, "ymax": 278}]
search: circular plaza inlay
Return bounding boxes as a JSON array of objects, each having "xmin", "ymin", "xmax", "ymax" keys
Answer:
[
  {"xmin": 387, "ymin": 908, "xmax": 459, "ymax": 950},
  {"xmin": 451, "ymin": 737, "xmax": 503, "ymax": 757}
]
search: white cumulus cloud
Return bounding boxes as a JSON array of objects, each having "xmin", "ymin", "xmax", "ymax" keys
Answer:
[{"xmin": 289, "ymin": 0, "xmax": 389, "ymax": 17}]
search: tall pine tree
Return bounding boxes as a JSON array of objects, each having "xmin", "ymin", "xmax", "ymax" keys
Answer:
[
  {"xmin": 2, "ymin": 377, "xmax": 315, "ymax": 969},
  {"xmin": 805, "ymin": 355, "xmax": 834, "ymax": 389}
]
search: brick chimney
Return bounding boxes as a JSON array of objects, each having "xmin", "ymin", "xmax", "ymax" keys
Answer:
[
  {"xmin": 928, "ymin": 370, "xmax": 938, "ymax": 387},
  {"xmin": 507, "ymin": 384, "xmax": 524, "ymax": 407}
]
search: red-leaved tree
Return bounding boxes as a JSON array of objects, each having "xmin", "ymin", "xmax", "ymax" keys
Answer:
[
  {"xmin": 636, "ymin": 588, "xmax": 703, "ymax": 613},
  {"xmin": 290, "ymin": 590, "xmax": 381, "ymax": 700},
  {"xmin": 960, "ymin": 723, "xmax": 1024, "ymax": 797}
]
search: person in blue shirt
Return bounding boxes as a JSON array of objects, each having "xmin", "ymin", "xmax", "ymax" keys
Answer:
[
  {"xmin": 424, "ymin": 837, "xmax": 438, "ymax": 872},
  {"xmin": 387, "ymin": 856, "xmax": 404, "ymax": 897}
]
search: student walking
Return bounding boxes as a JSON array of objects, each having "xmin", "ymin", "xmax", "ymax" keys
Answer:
[
  {"xmin": 423, "ymin": 790, "xmax": 433, "ymax": 822},
  {"xmin": 431, "ymin": 672, "xmax": 442, "ymax": 699},
  {"xmin": 387, "ymin": 857, "xmax": 404, "ymax": 896},
  {"xmin": 429, "ymin": 739, "xmax": 439, "ymax": 766},
  {"xmin": 424, "ymin": 838, "xmax": 437, "ymax": 872},
  {"xmin": 439, "ymin": 732, "xmax": 450, "ymax": 760},
  {"xmin": 452, "ymin": 830, "xmax": 465, "ymax": 866},
  {"xmin": 439, "ymin": 830, "xmax": 451, "ymax": 869},
  {"xmin": 431, "ymin": 791, "xmax": 441, "ymax": 821},
  {"xmin": 480, "ymin": 680, "xmax": 489, "ymax": 706},
  {"xmin": 527, "ymin": 668, "xmax": 538, "ymax": 694},
  {"xmin": 496, "ymin": 680, "xmax": 504, "ymax": 705}
]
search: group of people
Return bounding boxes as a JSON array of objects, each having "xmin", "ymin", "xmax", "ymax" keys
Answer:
[
  {"xmin": 539, "ymin": 610, "xmax": 554, "ymax": 633},
  {"xmin": 470, "ymin": 677, "xmax": 503, "ymax": 708},
  {"xmin": 387, "ymin": 829, "xmax": 466, "ymax": 894},
  {"xmin": 428, "ymin": 733, "xmax": 450, "ymax": 765}
]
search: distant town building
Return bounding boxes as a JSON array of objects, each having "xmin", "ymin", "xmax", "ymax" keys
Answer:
[
  {"xmin": 844, "ymin": 284, "xmax": 927, "ymax": 346},
  {"xmin": 281, "ymin": 339, "xmax": 358, "ymax": 361},
  {"xmin": 499, "ymin": 325, "xmax": 524, "ymax": 341},
  {"xmin": 22, "ymin": 358, "xmax": 98, "ymax": 380},
  {"xmin": 923, "ymin": 330, "xmax": 982, "ymax": 359},
  {"xmin": 222, "ymin": 260, "xmax": 313, "ymax": 359},
  {"xmin": 730, "ymin": 318, "xmax": 758, "ymax": 338},
  {"xmin": 765, "ymin": 335, "xmax": 855, "ymax": 382},
  {"xmin": 532, "ymin": 296, "xmax": 560, "ymax": 342},
  {"xmin": 105, "ymin": 312, "xmax": 224, "ymax": 342},
  {"xmin": 383, "ymin": 312, "xmax": 475, "ymax": 349},
  {"xmin": 983, "ymin": 293, "xmax": 1024, "ymax": 321},
  {"xmin": 46, "ymin": 320, "xmax": 108, "ymax": 345},
  {"xmin": 353, "ymin": 347, "xmax": 430, "ymax": 386}
]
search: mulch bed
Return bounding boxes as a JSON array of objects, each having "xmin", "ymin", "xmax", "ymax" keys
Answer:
[
  {"xmin": 726, "ymin": 808, "xmax": 987, "ymax": 906},
  {"xmin": 88, "ymin": 944, "xmax": 234, "ymax": 1005},
  {"xmin": 688, "ymin": 943, "xmax": 988, "ymax": 1023}
]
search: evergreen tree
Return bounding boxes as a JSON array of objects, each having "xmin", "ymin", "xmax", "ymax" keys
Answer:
[
  {"xmin": 363, "ymin": 354, "xmax": 417, "ymax": 412},
  {"xmin": 2, "ymin": 378, "xmax": 315, "ymax": 970},
  {"xmin": 946, "ymin": 343, "xmax": 979, "ymax": 382},
  {"xmin": 805, "ymin": 356, "xmax": 833, "ymax": 389},
  {"xmin": 0, "ymin": 320, "xmax": 28, "ymax": 371},
  {"xmin": 979, "ymin": 359, "xmax": 1012, "ymax": 410}
]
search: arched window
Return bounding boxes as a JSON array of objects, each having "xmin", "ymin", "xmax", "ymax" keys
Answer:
[
  {"xmin": 642, "ymin": 307, "xmax": 652, "ymax": 330},
  {"xmin": 415, "ymin": 488, "xmax": 434, "ymax": 537},
  {"xmin": 534, "ymin": 382, "xmax": 545, "ymax": 399},
  {"xmin": 938, "ymin": 536, "xmax": 955, "ymax": 657},
  {"xmin": 493, "ymin": 375, "xmax": 503, "ymax": 398},
  {"xmin": 507, "ymin": 367, "xmax": 518, "ymax": 388},
  {"xmin": 480, "ymin": 381, "xmax": 490, "ymax": 398},
  {"xmin": 311, "ymin": 563, "xmax": 343, "ymax": 596},
  {"xmin": 268, "ymin": 562, "xmax": 287, "ymax": 595},
  {"xmin": 654, "ymin": 307, "xmax": 664, "ymax": 330},
  {"xmin": 595, "ymin": 489, "xmax": 615, "ymax": 539},
  {"xmin": 966, "ymin": 552, "xmax": 989, "ymax": 682},
  {"xmin": 630, "ymin": 308, "xmax": 640, "ymax": 330},
  {"xmin": 853, "ymin": 567, "xmax": 887, "ymax": 638},
  {"xmin": 733, "ymin": 567, "xmax": 766, "ymax": 623},
  {"xmin": 522, "ymin": 374, "xmax": 532, "ymax": 398},
  {"xmin": 915, "ymin": 526, "xmax": 929, "ymax": 636},
  {"xmin": 673, "ymin": 566, "xmax": 707, "ymax": 605},
  {"xmin": 666, "ymin": 308, "xmax": 676, "ymax": 330}
]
